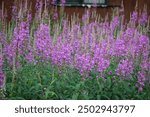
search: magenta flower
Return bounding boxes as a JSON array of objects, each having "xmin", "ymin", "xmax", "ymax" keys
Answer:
[
  {"xmin": 0, "ymin": 71, "xmax": 5, "ymax": 88},
  {"xmin": 136, "ymin": 71, "xmax": 146, "ymax": 92},
  {"xmin": 75, "ymin": 53, "xmax": 94, "ymax": 76},
  {"xmin": 0, "ymin": 32, "xmax": 6, "ymax": 46},
  {"xmin": 25, "ymin": 51, "xmax": 34, "ymax": 63},
  {"xmin": 110, "ymin": 16, "xmax": 120, "ymax": 31},
  {"xmin": 97, "ymin": 58, "xmax": 110, "ymax": 72},
  {"xmin": 114, "ymin": 39, "xmax": 127, "ymax": 57},
  {"xmin": 139, "ymin": 10, "xmax": 148, "ymax": 25},
  {"xmin": 0, "ymin": 53, "xmax": 3, "ymax": 69},
  {"xmin": 51, "ymin": 41, "xmax": 73, "ymax": 66},
  {"xmin": 60, "ymin": 0, "xmax": 66, "ymax": 6},
  {"xmin": 130, "ymin": 11, "xmax": 138, "ymax": 23},
  {"xmin": 35, "ymin": 0, "xmax": 43, "ymax": 11},
  {"xmin": 35, "ymin": 23, "xmax": 52, "ymax": 60},
  {"xmin": 0, "ymin": 53, "xmax": 5, "ymax": 88},
  {"xmin": 116, "ymin": 59, "xmax": 133, "ymax": 77},
  {"xmin": 4, "ymin": 21, "xmax": 30, "ymax": 66}
]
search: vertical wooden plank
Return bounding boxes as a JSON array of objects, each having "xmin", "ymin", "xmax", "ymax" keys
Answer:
[{"xmin": 0, "ymin": 0, "xmax": 150, "ymax": 22}]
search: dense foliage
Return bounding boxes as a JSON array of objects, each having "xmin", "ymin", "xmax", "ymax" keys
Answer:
[{"xmin": 0, "ymin": 0, "xmax": 150, "ymax": 99}]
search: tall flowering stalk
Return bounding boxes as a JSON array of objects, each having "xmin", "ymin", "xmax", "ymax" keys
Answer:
[
  {"xmin": 0, "ymin": 31, "xmax": 6, "ymax": 47},
  {"xmin": 75, "ymin": 53, "xmax": 94, "ymax": 79},
  {"xmin": 116, "ymin": 59, "xmax": 133, "ymax": 78},
  {"xmin": 35, "ymin": 23, "xmax": 52, "ymax": 61},
  {"xmin": 136, "ymin": 71, "xmax": 146, "ymax": 92},
  {"xmin": 138, "ymin": 7, "xmax": 148, "ymax": 26},
  {"xmin": 51, "ymin": 42, "xmax": 73, "ymax": 66},
  {"xmin": 0, "ymin": 48, "xmax": 5, "ymax": 89},
  {"xmin": 4, "ymin": 21, "xmax": 30, "ymax": 67},
  {"xmin": 0, "ymin": 44, "xmax": 5, "ymax": 99},
  {"xmin": 60, "ymin": 0, "xmax": 66, "ymax": 6}
]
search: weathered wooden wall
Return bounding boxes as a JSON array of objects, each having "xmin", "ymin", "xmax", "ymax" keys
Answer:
[{"xmin": 0, "ymin": 0, "xmax": 150, "ymax": 21}]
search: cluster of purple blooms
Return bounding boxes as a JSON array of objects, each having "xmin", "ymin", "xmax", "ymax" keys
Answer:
[
  {"xmin": 75, "ymin": 53, "xmax": 94, "ymax": 77},
  {"xmin": 4, "ymin": 21, "xmax": 30, "ymax": 67},
  {"xmin": 35, "ymin": 24, "xmax": 52, "ymax": 61},
  {"xmin": 0, "ymin": 1, "xmax": 150, "ymax": 91},
  {"xmin": 116, "ymin": 59, "xmax": 133, "ymax": 78}
]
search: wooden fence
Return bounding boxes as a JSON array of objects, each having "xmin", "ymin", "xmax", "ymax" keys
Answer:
[{"xmin": 0, "ymin": 0, "xmax": 150, "ymax": 21}]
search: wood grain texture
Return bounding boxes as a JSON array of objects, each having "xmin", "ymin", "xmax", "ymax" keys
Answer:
[{"xmin": 0, "ymin": 0, "xmax": 150, "ymax": 21}]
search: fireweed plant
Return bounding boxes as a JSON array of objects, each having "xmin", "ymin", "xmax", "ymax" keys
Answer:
[{"xmin": 0, "ymin": 0, "xmax": 150, "ymax": 99}]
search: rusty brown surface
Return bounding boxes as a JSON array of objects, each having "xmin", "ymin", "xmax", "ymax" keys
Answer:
[{"xmin": 0, "ymin": 0, "xmax": 150, "ymax": 21}]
